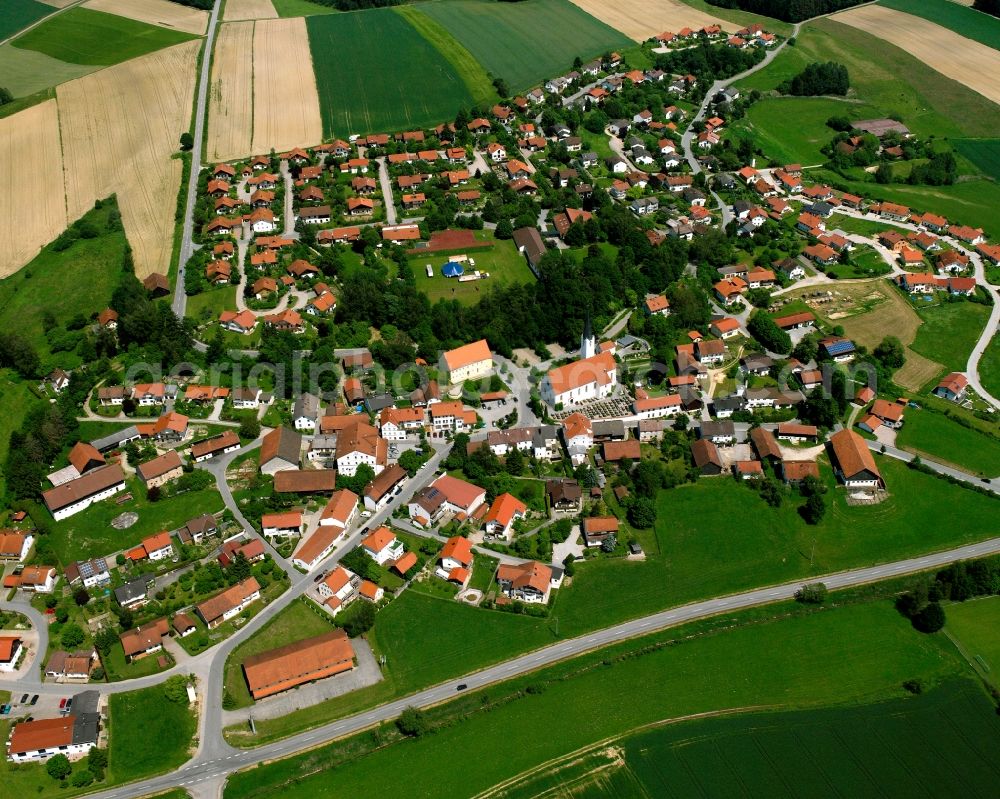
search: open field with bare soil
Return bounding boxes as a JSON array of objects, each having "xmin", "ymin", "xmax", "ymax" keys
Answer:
[
  {"xmin": 224, "ymin": 0, "xmax": 277, "ymax": 22},
  {"xmin": 250, "ymin": 17, "xmax": 322, "ymax": 155},
  {"xmin": 0, "ymin": 99, "xmax": 67, "ymax": 277},
  {"xmin": 57, "ymin": 40, "xmax": 200, "ymax": 278},
  {"xmin": 207, "ymin": 20, "xmax": 255, "ymax": 161},
  {"xmin": 83, "ymin": 0, "xmax": 208, "ymax": 35},
  {"xmin": 834, "ymin": 4, "xmax": 1000, "ymax": 106},
  {"xmin": 567, "ymin": 0, "xmax": 731, "ymax": 41}
]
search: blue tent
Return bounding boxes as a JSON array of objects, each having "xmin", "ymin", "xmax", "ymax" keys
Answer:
[{"xmin": 441, "ymin": 260, "xmax": 465, "ymax": 277}]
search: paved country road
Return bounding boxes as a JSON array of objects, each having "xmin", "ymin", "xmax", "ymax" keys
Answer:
[
  {"xmin": 172, "ymin": 0, "xmax": 223, "ymax": 320},
  {"xmin": 72, "ymin": 532, "xmax": 1000, "ymax": 799}
]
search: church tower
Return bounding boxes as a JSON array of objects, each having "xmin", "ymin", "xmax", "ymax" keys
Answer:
[{"xmin": 579, "ymin": 312, "xmax": 596, "ymax": 359}]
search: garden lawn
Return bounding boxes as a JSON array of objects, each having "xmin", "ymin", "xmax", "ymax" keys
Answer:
[
  {"xmin": 306, "ymin": 9, "xmax": 475, "ymax": 138},
  {"xmin": 0, "ymin": 199, "xmax": 126, "ymax": 364},
  {"xmin": 224, "ymin": 598, "xmax": 339, "ymax": 708},
  {"xmin": 108, "ymin": 684, "xmax": 197, "ymax": 783},
  {"xmin": 12, "ymin": 7, "xmax": 197, "ymax": 66},
  {"xmin": 0, "ymin": 0, "xmax": 55, "ymax": 43},
  {"xmin": 895, "ymin": 408, "xmax": 1000, "ymax": 478},
  {"xmin": 412, "ymin": 235, "xmax": 535, "ymax": 305},
  {"xmin": 103, "ymin": 641, "xmax": 173, "ymax": 681},
  {"xmin": 187, "ymin": 285, "xmax": 238, "ymax": 323},
  {"xmin": 414, "ymin": 0, "xmax": 631, "ymax": 92},
  {"xmin": 877, "ymin": 0, "xmax": 1000, "ymax": 51},
  {"xmin": 48, "ymin": 477, "xmax": 225, "ymax": 562},
  {"xmin": 909, "ymin": 300, "xmax": 991, "ymax": 373},
  {"xmin": 945, "ymin": 595, "xmax": 1000, "ymax": 675},
  {"xmin": 223, "ymin": 601, "xmax": 968, "ymax": 799},
  {"xmin": 552, "ymin": 457, "xmax": 1000, "ymax": 636}
]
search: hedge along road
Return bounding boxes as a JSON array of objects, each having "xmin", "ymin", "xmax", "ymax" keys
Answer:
[{"xmin": 71, "ymin": 531, "xmax": 1000, "ymax": 799}]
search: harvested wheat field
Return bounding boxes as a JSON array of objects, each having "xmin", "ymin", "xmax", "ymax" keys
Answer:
[
  {"xmin": 83, "ymin": 0, "xmax": 208, "ymax": 35},
  {"xmin": 58, "ymin": 40, "xmax": 200, "ymax": 278},
  {"xmin": 567, "ymin": 0, "xmax": 730, "ymax": 41},
  {"xmin": 207, "ymin": 21, "xmax": 254, "ymax": 161},
  {"xmin": 250, "ymin": 17, "xmax": 322, "ymax": 156},
  {"xmin": 0, "ymin": 100, "xmax": 67, "ymax": 276},
  {"xmin": 223, "ymin": 0, "xmax": 276, "ymax": 21},
  {"xmin": 835, "ymin": 5, "xmax": 1000, "ymax": 106}
]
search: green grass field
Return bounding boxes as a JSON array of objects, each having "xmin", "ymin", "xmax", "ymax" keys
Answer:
[
  {"xmin": 910, "ymin": 300, "xmax": 991, "ymax": 373},
  {"xmin": 412, "ymin": 235, "xmax": 535, "ymax": 305},
  {"xmin": 952, "ymin": 138, "xmax": 1000, "ymax": 181},
  {"xmin": 49, "ymin": 477, "xmax": 224, "ymax": 562},
  {"xmin": 187, "ymin": 285, "xmax": 238, "ymax": 322},
  {"xmin": 12, "ymin": 7, "xmax": 196, "ymax": 66},
  {"xmin": 505, "ymin": 680, "xmax": 1000, "ymax": 798},
  {"xmin": 395, "ymin": 5, "xmax": 496, "ymax": 107},
  {"xmin": 224, "ymin": 599, "xmax": 340, "ymax": 709},
  {"xmin": 733, "ymin": 19, "xmax": 1000, "ymax": 231},
  {"xmin": 415, "ymin": 0, "xmax": 631, "ymax": 92},
  {"xmin": 108, "ymin": 685, "xmax": 197, "ymax": 783},
  {"xmin": 553, "ymin": 457, "xmax": 1000, "ymax": 636},
  {"xmin": 878, "ymin": 0, "xmax": 1000, "ymax": 51},
  {"xmin": 0, "ymin": 42, "xmax": 97, "ymax": 97},
  {"xmin": 306, "ymin": 9, "xmax": 476, "ymax": 137},
  {"xmin": 895, "ymin": 408, "xmax": 1000, "ymax": 478},
  {"xmin": 0, "ymin": 371, "xmax": 34, "ymax": 497},
  {"xmin": 0, "ymin": 200, "xmax": 126, "ymax": 365},
  {"xmin": 271, "ymin": 0, "xmax": 339, "ymax": 17},
  {"xmin": 946, "ymin": 595, "xmax": 1000, "ymax": 676},
  {"xmin": 223, "ymin": 601, "xmax": 971, "ymax": 799},
  {"xmin": 226, "ymin": 457, "xmax": 1000, "ymax": 746},
  {"xmin": 981, "ymin": 332, "xmax": 1000, "ymax": 400},
  {"xmin": 0, "ymin": 0, "xmax": 54, "ymax": 42}
]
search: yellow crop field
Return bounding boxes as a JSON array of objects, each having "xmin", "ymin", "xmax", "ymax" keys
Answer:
[
  {"xmin": 835, "ymin": 5, "xmax": 1000, "ymax": 106},
  {"xmin": 83, "ymin": 0, "xmax": 208, "ymax": 35},
  {"xmin": 0, "ymin": 100, "xmax": 67, "ymax": 277},
  {"xmin": 58, "ymin": 40, "xmax": 200, "ymax": 278},
  {"xmin": 207, "ymin": 21, "xmax": 255, "ymax": 162},
  {"xmin": 250, "ymin": 17, "xmax": 322, "ymax": 156},
  {"xmin": 223, "ymin": 0, "xmax": 277, "ymax": 22},
  {"xmin": 567, "ymin": 0, "xmax": 731, "ymax": 41}
]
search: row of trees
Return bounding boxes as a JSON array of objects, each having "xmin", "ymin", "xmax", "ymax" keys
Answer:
[{"xmin": 706, "ymin": 0, "xmax": 866, "ymax": 23}]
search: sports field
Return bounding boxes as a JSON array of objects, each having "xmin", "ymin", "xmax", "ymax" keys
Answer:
[
  {"xmin": 307, "ymin": 9, "xmax": 476, "ymax": 137},
  {"xmin": 415, "ymin": 0, "xmax": 632, "ymax": 91},
  {"xmin": 878, "ymin": 0, "xmax": 1000, "ymax": 51},
  {"xmin": 0, "ymin": 0, "xmax": 54, "ymax": 42},
  {"xmin": 12, "ymin": 6, "xmax": 197, "ymax": 65},
  {"xmin": 952, "ymin": 138, "xmax": 1000, "ymax": 181},
  {"xmin": 413, "ymin": 237, "xmax": 535, "ymax": 305},
  {"xmin": 895, "ymin": 408, "xmax": 1000, "ymax": 478},
  {"xmin": 496, "ymin": 681, "xmax": 1000, "ymax": 799}
]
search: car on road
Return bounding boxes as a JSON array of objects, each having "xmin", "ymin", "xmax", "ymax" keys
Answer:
[
  {"xmin": 456, "ymin": 683, "xmax": 468, "ymax": 691},
  {"xmin": 313, "ymin": 571, "xmax": 326, "ymax": 583},
  {"xmin": 30, "ymin": 695, "xmax": 38, "ymax": 705}
]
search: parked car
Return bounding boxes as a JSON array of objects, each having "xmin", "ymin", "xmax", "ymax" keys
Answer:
[
  {"xmin": 58, "ymin": 698, "xmax": 67, "ymax": 711},
  {"xmin": 20, "ymin": 693, "xmax": 28, "ymax": 704},
  {"xmin": 30, "ymin": 695, "xmax": 38, "ymax": 705}
]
